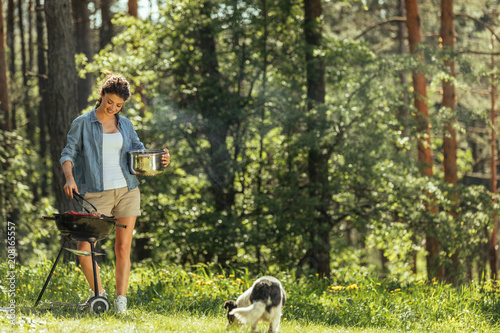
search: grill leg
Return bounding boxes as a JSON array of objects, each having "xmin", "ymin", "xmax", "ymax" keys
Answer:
[
  {"xmin": 35, "ymin": 237, "xmax": 69, "ymax": 306},
  {"xmin": 89, "ymin": 238, "xmax": 99, "ymax": 295}
]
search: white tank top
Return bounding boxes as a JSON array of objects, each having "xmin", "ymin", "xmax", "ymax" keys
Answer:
[{"xmin": 102, "ymin": 132, "xmax": 127, "ymax": 190}]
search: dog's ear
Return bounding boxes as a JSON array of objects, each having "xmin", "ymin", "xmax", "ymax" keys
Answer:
[{"xmin": 224, "ymin": 300, "xmax": 237, "ymax": 310}]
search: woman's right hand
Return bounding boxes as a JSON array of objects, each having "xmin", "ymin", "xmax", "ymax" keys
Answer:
[{"xmin": 64, "ymin": 176, "xmax": 78, "ymax": 199}]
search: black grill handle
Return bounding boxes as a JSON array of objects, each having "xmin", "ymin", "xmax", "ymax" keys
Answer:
[
  {"xmin": 115, "ymin": 223, "xmax": 127, "ymax": 229},
  {"xmin": 72, "ymin": 190, "xmax": 98, "ymax": 213}
]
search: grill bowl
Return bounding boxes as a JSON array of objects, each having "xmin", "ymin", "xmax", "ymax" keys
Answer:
[{"xmin": 44, "ymin": 214, "xmax": 118, "ymax": 241}]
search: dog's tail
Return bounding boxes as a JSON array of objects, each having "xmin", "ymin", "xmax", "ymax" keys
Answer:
[{"xmin": 229, "ymin": 301, "xmax": 266, "ymax": 326}]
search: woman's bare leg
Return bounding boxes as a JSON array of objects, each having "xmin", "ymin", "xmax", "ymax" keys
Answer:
[{"xmin": 114, "ymin": 216, "xmax": 136, "ymax": 296}]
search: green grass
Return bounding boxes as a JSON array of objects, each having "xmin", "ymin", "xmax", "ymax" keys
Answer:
[{"xmin": 1, "ymin": 261, "xmax": 500, "ymax": 332}]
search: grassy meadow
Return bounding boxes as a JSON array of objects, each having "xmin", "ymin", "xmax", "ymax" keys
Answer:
[{"xmin": 1, "ymin": 261, "xmax": 500, "ymax": 332}]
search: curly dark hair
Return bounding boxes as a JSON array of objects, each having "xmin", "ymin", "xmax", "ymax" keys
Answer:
[{"xmin": 96, "ymin": 72, "xmax": 131, "ymax": 108}]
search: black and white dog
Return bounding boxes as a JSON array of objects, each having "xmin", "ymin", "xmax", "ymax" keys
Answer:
[{"xmin": 224, "ymin": 276, "xmax": 286, "ymax": 333}]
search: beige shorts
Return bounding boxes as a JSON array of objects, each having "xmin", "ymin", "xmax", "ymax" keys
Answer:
[{"xmin": 83, "ymin": 187, "xmax": 141, "ymax": 218}]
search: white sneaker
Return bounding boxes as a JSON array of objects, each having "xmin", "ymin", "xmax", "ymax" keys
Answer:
[
  {"xmin": 86, "ymin": 289, "xmax": 107, "ymax": 303},
  {"xmin": 114, "ymin": 295, "xmax": 127, "ymax": 313}
]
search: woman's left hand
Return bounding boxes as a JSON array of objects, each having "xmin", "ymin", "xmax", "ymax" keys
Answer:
[{"xmin": 162, "ymin": 148, "xmax": 170, "ymax": 167}]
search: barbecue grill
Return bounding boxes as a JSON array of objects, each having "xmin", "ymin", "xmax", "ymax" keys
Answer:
[{"xmin": 34, "ymin": 191, "xmax": 126, "ymax": 313}]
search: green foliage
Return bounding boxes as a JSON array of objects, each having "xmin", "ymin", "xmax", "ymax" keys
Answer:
[
  {"xmin": 3, "ymin": 0, "xmax": 499, "ymax": 284},
  {"xmin": 68, "ymin": 0, "xmax": 500, "ymax": 281},
  {"xmin": 0, "ymin": 128, "xmax": 58, "ymax": 265}
]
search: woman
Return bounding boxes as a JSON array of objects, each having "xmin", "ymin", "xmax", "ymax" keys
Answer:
[{"xmin": 60, "ymin": 73, "xmax": 170, "ymax": 313}]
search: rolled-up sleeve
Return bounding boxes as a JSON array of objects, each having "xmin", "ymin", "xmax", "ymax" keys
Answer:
[
  {"xmin": 123, "ymin": 118, "xmax": 145, "ymax": 150},
  {"xmin": 60, "ymin": 118, "xmax": 83, "ymax": 166},
  {"xmin": 131, "ymin": 129, "xmax": 145, "ymax": 150}
]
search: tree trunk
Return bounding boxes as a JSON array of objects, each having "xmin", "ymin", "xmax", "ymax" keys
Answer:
[
  {"xmin": 7, "ymin": 0, "xmax": 15, "ymax": 76},
  {"xmin": 397, "ymin": 0, "xmax": 409, "ymax": 132},
  {"xmin": 197, "ymin": 2, "xmax": 236, "ymax": 265},
  {"xmin": 127, "ymin": 0, "xmax": 147, "ymax": 116},
  {"xmin": 398, "ymin": 0, "xmax": 419, "ymax": 275},
  {"xmin": 441, "ymin": 0, "xmax": 457, "ymax": 186},
  {"xmin": 405, "ymin": 0, "xmax": 432, "ymax": 176},
  {"xmin": 0, "ymin": 0, "xmax": 11, "ymax": 131},
  {"xmin": 397, "ymin": 0, "xmax": 411, "ymax": 153},
  {"xmin": 44, "ymin": 0, "xmax": 80, "ymax": 213},
  {"xmin": 380, "ymin": 249, "xmax": 389, "ymax": 278},
  {"xmin": 128, "ymin": 0, "xmax": 138, "ymax": 17},
  {"xmin": 480, "ymin": 226, "xmax": 490, "ymax": 283},
  {"xmin": 304, "ymin": 0, "xmax": 325, "ymax": 106},
  {"xmin": 18, "ymin": 0, "xmax": 27, "ymax": 86},
  {"xmin": 28, "ymin": 0, "xmax": 34, "ymax": 71},
  {"xmin": 36, "ymin": 0, "xmax": 49, "ymax": 197},
  {"xmin": 405, "ymin": 0, "xmax": 443, "ymax": 280},
  {"xmin": 440, "ymin": 0, "xmax": 459, "ymax": 283},
  {"xmin": 465, "ymin": 255, "xmax": 473, "ymax": 282},
  {"xmin": 7, "ymin": 0, "xmax": 15, "ymax": 129},
  {"xmin": 411, "ymin": 235, "xmax": 418, "ymax": 274},
  {"xmin": 99, "ymin": 0, "xmax": 114, "ymax": 50},
  {"xmin": 19, "ymin": 0, "xmax": 36, "ymax": 144},
  {"xmin": 490, "ymin": 34, "xmax": 498, "ymax": 280},
  {"xmin": 199, "ymin": 7, "xmax": 234, "ymax": 212},
  {"xmin": 304, "ymin": 0, "xmax": 330, "ymax": 277},
  {"xmin": 2, "ymin": 0, "xmax": 20, "ymax": 264},
  {"xmin": 72, "ymin": 0, "xmax": 94, "ymax": 111}
]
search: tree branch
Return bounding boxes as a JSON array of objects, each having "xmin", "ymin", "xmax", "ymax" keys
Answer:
[
  {"xmin": 455, "ymin": 13, "xmax": 500, "ymax": 44},
  {"xmin": 457, "ymin": 50, "xmax": 500, "ymax": 55},
  {"xmin": 355, "ymin": 17, "xmax": 406, "ymax": 40}
]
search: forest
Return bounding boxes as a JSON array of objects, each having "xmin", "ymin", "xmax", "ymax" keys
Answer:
[{"xmin": 1, "ymin": 0, "xmax": 500, "ymax": 285}]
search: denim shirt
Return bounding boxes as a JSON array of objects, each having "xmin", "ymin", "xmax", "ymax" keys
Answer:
[{"xmin": 60, "ymin": 108, "xmax": 145, "ymax": 196}]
